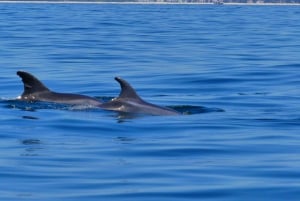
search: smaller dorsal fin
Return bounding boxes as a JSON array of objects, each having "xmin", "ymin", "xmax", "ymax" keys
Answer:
[
  {"xmin": 17, "ymin": 71, "xmax": 50, "ymax": 95},
  {"xmin": 115, "ymin": 77, "xmax": 142, "ymax": 100}
]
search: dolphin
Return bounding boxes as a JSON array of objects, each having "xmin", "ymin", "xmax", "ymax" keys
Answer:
[
  {"xmin": 16, "ymin": 71, "xmax": 179, "ymax": 116},
  {"xmin": 99, "ymin": 77, "xmax": 180, "ymax": 116},
  {"xmin": 16, "ymin": 71, "xmax": 102, "ymax": 106}
]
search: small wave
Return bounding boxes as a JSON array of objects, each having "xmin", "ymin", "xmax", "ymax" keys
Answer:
[
  {"xmin": 3, "ymin": 99, "xmax": 98, "ymax": 112},
  {"xmin": 2, "ymin": 99, "xmax": 224, "ymax": 117}
]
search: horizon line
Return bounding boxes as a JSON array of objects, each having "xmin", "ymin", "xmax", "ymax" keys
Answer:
[{"xmin": 0, "ymin": 0, "xmax": 300, "ymax": 5}]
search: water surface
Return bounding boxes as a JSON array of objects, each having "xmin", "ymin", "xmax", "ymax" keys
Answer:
[{"xmin": 0, "ymin": 3, "xmax": 300, "ymax": 201}]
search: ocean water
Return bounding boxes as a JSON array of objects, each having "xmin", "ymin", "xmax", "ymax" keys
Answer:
[{"xmin": 0, "ymin": 3, "xmax": 300, "ymax": 201}]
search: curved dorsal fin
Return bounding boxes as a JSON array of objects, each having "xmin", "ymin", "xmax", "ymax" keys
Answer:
[
  {"xmin": 17, "ymin": 71, "xmax": 50, "ymax": 95},
  {"xmin": 115, "ymin": 77, "xmax": 142, "ymax": 100}
]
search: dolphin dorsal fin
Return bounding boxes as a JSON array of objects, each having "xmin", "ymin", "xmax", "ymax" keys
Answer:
[
  {"xmin": 17, "ymin": 71, "xmax": 50, "ymax": 95},
  {"xmin": 115, "ymin": 77, "xmax": 142, "ymax": 100}
]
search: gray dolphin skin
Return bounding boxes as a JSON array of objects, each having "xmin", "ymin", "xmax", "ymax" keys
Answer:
[
  {"xmin": 99, "ymin": 77, "xmax": 180, "ymax": 116},
  {"xmin": 17, "ymin": 71, "xmax": 102, "ymax": 106}
]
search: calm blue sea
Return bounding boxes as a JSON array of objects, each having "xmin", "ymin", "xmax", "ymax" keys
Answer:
[{"xmin": 0, "ymin": 3, "xmax": 300, "ymax": 201}]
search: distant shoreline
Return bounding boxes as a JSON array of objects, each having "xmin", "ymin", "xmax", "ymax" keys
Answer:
[{"xmin": 0, "ymin": 1, "xmax": 300, "ymax": 5}]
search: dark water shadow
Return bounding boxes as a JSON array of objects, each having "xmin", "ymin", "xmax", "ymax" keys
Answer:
[
  {"xmin": 22, "ymin": 115, "xmax": 39, "ymax": 120},
  {"xmin": 20, "ymin": 139, "xmax": 43, "ymax": 157},
  {"xmin": 21, "ymin": 139, "xmax": 42, "ymax": 145},
  {"xmin": 171, "ymin": 105, "xmax": 225, "ymax": 115},
  {"xmin": 115, "ymin": 136, "xmax": 136, "ymax": 144}
]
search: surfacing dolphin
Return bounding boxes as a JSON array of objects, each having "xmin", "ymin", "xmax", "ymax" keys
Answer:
[
  {"xmin": 99, "ymin": 77, "xmax": 179, "ymax": 116},
  {"xmin": 16, "ymin": 71, "xmax": 179, "ymax": 116},
  {"xmin": 16, "ymin": 71, "xmax": 102, "ymax": 106}
]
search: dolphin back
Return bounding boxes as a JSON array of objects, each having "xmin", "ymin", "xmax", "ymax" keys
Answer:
[
  {"xmin": 17, "ymin": 71, "xmax": 50, "ymax": 96},
  {"xmin": 100, "ymin": 77, "xmax": 180, "ymax": 116}
]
